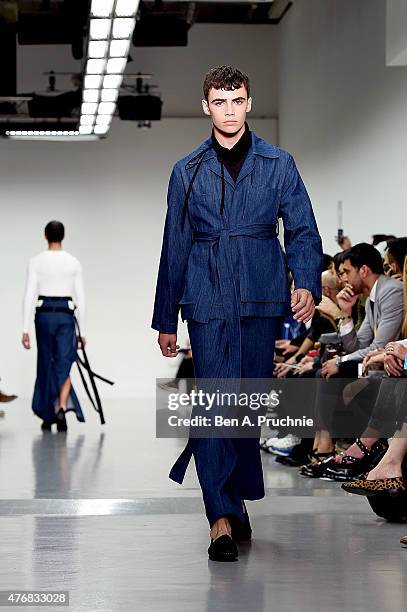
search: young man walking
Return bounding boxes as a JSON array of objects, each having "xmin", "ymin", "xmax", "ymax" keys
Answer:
[
  {"xmin": 22, "ymin": 221, "xmax": 86, "ymax": 432},
  {"xmin": 152, "ymin": 66, "xmax": 322, "ymax": 561}
]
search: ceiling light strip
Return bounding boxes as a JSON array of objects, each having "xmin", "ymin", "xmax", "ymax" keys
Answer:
[
  {"xmin": 79, "ymin": 0, "xmax": 139, "ymax": 138},
  {"xmin": 7, "ymin": 2, "xmax": 139, "ymax": 140}
]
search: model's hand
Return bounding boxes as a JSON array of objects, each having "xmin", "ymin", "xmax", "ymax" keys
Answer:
[
  {"xmin": 158, "ymin": 332, "xmax": 179, "ymax": 357},
  {"xmin": 321, "ymin": 356, "xmax": 339, "ymax": 379},
  {"xmin": 336, "ymin": 283, "xmax": 359, "ymax": 315},
  {"xmin": 291, "ymin": 289, "xmax": 314, "ymax": 323},
  {"xmin": 22, "ymin": 333, "xmax": 30, "ymax": 350}
]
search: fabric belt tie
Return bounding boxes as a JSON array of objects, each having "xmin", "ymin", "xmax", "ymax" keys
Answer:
[{"xmin": 192, "ymin": 222, "xmax": 278, "ymax": 378}]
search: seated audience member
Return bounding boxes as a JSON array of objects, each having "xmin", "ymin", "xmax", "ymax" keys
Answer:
[
  {"xmin": 383, "ymin": 237, "xmax": 407, "ymax": 280},
  {"xmin": 274, "ymin": 270, "xmax": 340, "ymax": 379},
  {"xmin": 321, "ymin": 252, "xmax": 407, "ymax": 480},
  {"xmin": 300, "ymin": 243, "xmax": 404, "ymax": 477}
]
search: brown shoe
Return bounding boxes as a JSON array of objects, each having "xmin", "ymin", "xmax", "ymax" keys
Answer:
[
  {"xmin": 0, "ymin": 392, "xmax": 17, "ymax": 403},
  {"xmin": 342, "ymin": 476, "xmax": 407, "ymax": 496}
]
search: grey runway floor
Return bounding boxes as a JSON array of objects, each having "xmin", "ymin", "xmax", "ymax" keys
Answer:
[{"xmin": 0, "ymin": 400, "xmax": 407, "ymax": 612}]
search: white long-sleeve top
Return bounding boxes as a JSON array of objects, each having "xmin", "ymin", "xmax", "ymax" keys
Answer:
[{"xmin": 23, "ymin": 250, "xmax": 86, "ymax": 335}]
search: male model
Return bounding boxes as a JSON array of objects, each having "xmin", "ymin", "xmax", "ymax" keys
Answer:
[
  {"xmin": 22, "ymin": 221, "xmax": 86, "ymax": 432},
  {"xmin": 152, "ymin": 66, "xmax": 322, "ymax": 561}
]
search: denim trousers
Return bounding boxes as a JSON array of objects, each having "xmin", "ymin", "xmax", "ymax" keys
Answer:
[
  {"xmin": 33, "ymin": 298, "xmax": 84, "ymax": 423},
  {"xmin": 169, "ymin": 316, "xmax": 281, "ymax": 526}
]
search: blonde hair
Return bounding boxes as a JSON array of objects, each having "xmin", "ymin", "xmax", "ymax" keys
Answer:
[{"xmin": 403, "ymin": 256, "xmax": 407, "ymax": 338}]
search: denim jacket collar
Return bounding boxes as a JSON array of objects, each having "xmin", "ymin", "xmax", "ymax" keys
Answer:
[
  {"xmin": 184, "ymin": 132, "xmax": 280, "ymax": 189},
  {"xmin": 185, "ymin": 132, "xmax": 280, "ymax": 169}
]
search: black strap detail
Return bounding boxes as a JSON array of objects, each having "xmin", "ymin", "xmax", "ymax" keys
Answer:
[
  {"xmin": 220, "ymin": 160, "xmax": 225, "ymax": 216},
  {"xmin": 182, "ymin": 146, "xmax": 213, "ymax": 230},
  {"xmin": 73, "ymin": 316, "xmax": 114, "ymax": 425},
  {"xmin": 36, "ymin": 306, "xmax": 73, "ymax": 314},
  {"xmin": 355, "ymin": 438, "xmax": 370, "ymax": 456},
  {"xmin": 38, "ymin": 295, "xmax": 72, "ymax": 301}
]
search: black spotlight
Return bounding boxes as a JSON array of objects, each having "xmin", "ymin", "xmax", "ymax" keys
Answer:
[{"xmin": 117, "ymin": 95, "xmax": 162, "ymax": 121}]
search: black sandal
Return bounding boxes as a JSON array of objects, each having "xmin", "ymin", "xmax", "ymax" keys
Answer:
[{"xmin": 324, "ymin": 438, "xmax": 388, "ymax": 482}]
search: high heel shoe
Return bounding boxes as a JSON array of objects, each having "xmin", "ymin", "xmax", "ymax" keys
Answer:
[
  {"xmin": 323, "ymin": 438, "xmax": 388, "ymax": 482},
  {"xmin": 208, "ymin": 535, "xmax": 238, "ymax": 562},
  {"xmin": 56, "ymin": 408, "xmax": 67, "ymax": 432}
]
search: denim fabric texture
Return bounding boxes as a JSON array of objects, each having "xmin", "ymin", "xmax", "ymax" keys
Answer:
[
  {"xmin": 33, "ymin": 297, "xmax": 85, "ymax": 423},
  {"xmin": 151, "ymin": 132, "xmax": 323, "ymax": 334}
]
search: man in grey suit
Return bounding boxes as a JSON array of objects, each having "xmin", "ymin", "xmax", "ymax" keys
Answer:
[
  {"xmin": 321, "ymin": 243, "xmax": 404, "ymax": 377},
  {"xmin": 302, "ymin": 243, "xmax": 404, "ymax": 473}
]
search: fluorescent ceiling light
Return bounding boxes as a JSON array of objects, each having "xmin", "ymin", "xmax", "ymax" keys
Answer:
[
  {"xmin": 80, "ymin": 115, "xmax": 96, "ymax": 126},
  {"xmin": 98, "ymin": 101, "xmax": 115, "ymax": 114},
  {"xmin": 109, "ymin": 39, "xmax": 131, "ymax": 57},
  {"xmin": 94, "ymin": 124, "xmax": 109, "ymax": 135},
  {"xmin": 6, "ymin": 131, "xmax": 79, "ymax": 137},
  {"xmin": 115, "ymin": 1, "xmax": 140, "ymax": 17},
  {"xmin": 90, "ymin": 18, "xmax": 111, "ymax": 40},
  {"xmin": 83, "ymin": 89, "xmax": 100, "ymax": 103},
  {"xmin": 84, "ymin": 74, "xmax": 103, "ymax": 89},
  {"xmin": 86, "ymin": 58, "xmax": 107, "ymax": 74},
  {"xmin": 112, "ymin": 18, "xmax": 135, "ymax": 39},
  {"xmin": 88, "ymin": 40, "xmax": 109, "ymax": 58},
  {"xmin": 100, "ymin": 89, "xmax": 119, "ymax": 102},
  {"xmin": 106, "ymin": 57, "xmax": 127, "ymax": 74},
  {"xmin": 91, "ymin": 0, "xmax": 115, "ymax": 17},
  {"xmin": 79, "ymin": 125, "xmax": 94, "ymax": 135},
  {"xmin": 103, "ymin": 74, "xmax": 123, "ymax": 88},
  {"xmin": 82, "ymin": 102, "xmax": 98, "ymax": 114},
  {"xmin": 95, "ymin": 114, "xmax": 112, "ymax": 125}
]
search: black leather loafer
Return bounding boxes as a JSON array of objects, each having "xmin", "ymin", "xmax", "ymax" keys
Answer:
[
  {"xmin": 41, "ymin": 421, "xmax": 52, "ymax": 432},
  {"xmin": 208, "ymin": 535, "xmax": 238, "ymax": 562}
]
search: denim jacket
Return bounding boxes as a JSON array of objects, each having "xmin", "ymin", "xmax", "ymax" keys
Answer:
[{"xmin": 152, "ymin": 132, "xmax": 323, "ymax": 333}]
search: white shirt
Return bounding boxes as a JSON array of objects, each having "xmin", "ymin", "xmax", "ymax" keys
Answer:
[
  {"xmin": 340, "ymin": 280, "xmax": 377, "ymax": 362},
  {"xmin": 23, "ymin": 250, "xmax": 86, "ymax": 335}
]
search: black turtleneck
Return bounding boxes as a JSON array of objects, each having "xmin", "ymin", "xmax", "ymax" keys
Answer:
[{"xmin": 211, "ymin": 123, "xmax": 252, "ymax": 182}]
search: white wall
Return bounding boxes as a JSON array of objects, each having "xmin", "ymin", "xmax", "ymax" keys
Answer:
[
  {"xmin": 279, "ymin": 0, "xmax": 407, "ymax": 254},
  {"xmin": 0, "ymin": 118, "xmax": 277, "ymax": 400}
]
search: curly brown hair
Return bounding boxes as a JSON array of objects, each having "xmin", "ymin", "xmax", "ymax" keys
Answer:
[{"xmin": 203, "ymin": 65, "xmax": 250, "ymax": 100}]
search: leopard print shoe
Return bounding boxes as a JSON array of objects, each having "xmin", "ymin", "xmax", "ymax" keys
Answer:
[{"xmin": 342, "ymin": 476, "xmax": 407, "ymax": 496}]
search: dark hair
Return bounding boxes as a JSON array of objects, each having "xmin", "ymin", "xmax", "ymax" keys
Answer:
[
  {"xmin": 371, "ymin": 233, "xmax": 396, "ymax": 246},
  {"xmin": 386, "ymin": 237, "xmax": 407, "ymax": 271},
  {"xmin": 343, "ymin": 243, "xmax": 383, "ymax": 274},
  {"xmin": 203, "ymin": 65, "xmax": 250, "ymax": 100},
  {"xmin": 322, "ymin": 253, "xmax": 333, "ymax": 271},
  {"xmin": 332, "ymin": 251, "xmax": 346, "ymax": 273},
  {"xmin": 45, "ymin": 220, "xmax": 65, "ymax": 243}
]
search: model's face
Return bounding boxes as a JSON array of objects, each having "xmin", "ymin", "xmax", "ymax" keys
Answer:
[{"xmin": 202, "ymin": 86, "xmax": 252, "ymax": 134}]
